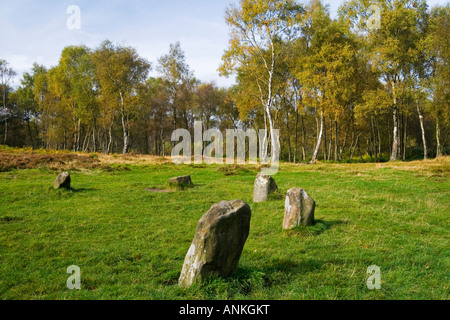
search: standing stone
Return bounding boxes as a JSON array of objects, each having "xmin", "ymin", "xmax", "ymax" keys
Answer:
[
  {"xmin": 169, "ymin": 175, "xmax": 193, "ymax": 190},
  {"xmin": 253, "ymin": 173, "xmax": 278, "ymax": 202},
  {"xmin": 54, "ymin": 172, "xmax": 71, "ymax": 190},
  {"xmin": 283, "ymin": 188, "xmax": 315, "ymax": 229},
  {"xmin": 179, "ymin": 200, "xmax": 251, "ymax": 288}
]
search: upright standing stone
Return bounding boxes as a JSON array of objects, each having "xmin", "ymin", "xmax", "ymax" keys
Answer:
[
  {"xmin": 179, "ymin": 200, "xmax": 251, "ymax": 288},
  {"xmin": 54, "ymin": 172, "xmax": 71, "ymax": 190},
  {"xmin": 253, "ymin": 173, "xmax": 278, "ymax": 203},
  {"xmin": 283, "ymin": 188, "xmax": 315, "ymax": 229}
]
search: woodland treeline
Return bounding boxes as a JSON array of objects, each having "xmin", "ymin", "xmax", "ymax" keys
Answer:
[{"xmin": 0, "ymin": 0, "xmax": 448, "ymax": 162}]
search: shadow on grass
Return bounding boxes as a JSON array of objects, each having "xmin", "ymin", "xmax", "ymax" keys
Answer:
[
  {"xmin": 168, "ymin": 184, "xmax": 196, "ymax": 191},
  {"xmin": 70, "ymin": 188, "xmax": 100, "ymax": 193},
  {"xmin": 238, "ymin": 258, "xmax": 322, "ymax": 282},
  {"xmin": 284, "ymin": 219, "xmax": 349, "ymax": 237},
  {"xmin": 0, "ymin": 216, "xmax": 24, "ymax": 223},
  {"xmin": 187, "ymin": 183, "xmax": 206, "ymax": 188},
  {"xmin": 267, "ymin": 192, "xmax": 285, "ymax": 200},
  {"xmin": 194, "ymin": 258, "xmax": 323, "ymax": 296},
  {"xmin": 217, "ymin": 165, "xmax": 258, "ymax": 176}
]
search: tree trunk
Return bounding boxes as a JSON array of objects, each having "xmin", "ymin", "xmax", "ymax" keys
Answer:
[
  {"xmin": 260, "ymin": 112, "xmax": 269, "ymax": 162},
  {"xmin": 340, "ymin": 116, "xmax": 351, "ymax": 162},
  {"xmin": 76, "ymin": 119, "xmax": 81, "ymax": 152},
  {"xmin": 2, "ymin": 87, "xmax": 7, "ymax": 145},
  {"xmin": 160, "ymin": 127, "xmax": 165, "ymax": 157},
  {"xmin": 348, "ymin": 112, "xmax": 356, "ymax": 160},
  {"xmin": 301, "ymin": 115, "xmax": 306, "ymax": 161},
  {"xmin": 391, "ymin": 106, "xmax": 400, "ymax": 161},
  {"xmin": 294, "ymin": 110, "xmax": 299, "ymax": 164},
  {"xmin": 390, "ymin": 79, "xmax": 400, "ymax": 162},
  {"xmin": 403, "ymin": 116, "xmax": 407, "ymax": 161},
  {"xmin": 63, "ymin": 130, "xmax": 66, "ymax": 150},
  {"xmin": 328, "ymin": 116, "xmax": 333, "ymax": 161},
  {"xmin": 436, "ymin": 118, "xmax": 443, "ymax": 158},
  {"xmin": 26, "ymin": 120, "xmax": 35, "ymax": 148},
  {"xmin": 172, "ymin": 103, "xmax": 178, "ymax": 148},
  {"xmin": 323, "ymin": 116, "xmax": 327, "ymax": 161},
  {"xmin": 311, "ymin": 111, "xmax": 324, "ymax": 163},
  {"xmin": 286, "ymin": 111, "xmax": 291, "ymax": 163},
  {"xmin": 351, "ymin": 133, "xmax": 362, "ymax": 159},
  {"xmin": 315, "ymin": 115, "xmax": 319, "ymax": 148},
  {"xmin": 82, "ymin": 132, "xmax": 90, "ymax": 152},
  {"xmin": 120, "ymin": 93, "xmax": 129, "ymax": 154},
  {"xmin": 358, "ymin": 136, "xmax": 363, "ymax": 163},
  {"xmin": 34, "ymin": 122, "xmax": 40, "ymax": 148},
  {"xmin": 107, "ymin": 123, "xmax": 113, "ymax": 154},
  {"xmin": 4, "ymin": 116, "xmax": 7, "ymax": 145},
  {"xmin": 122, "ymin": 111, "xmax": 129, "ymax": 154},
  {"xmin": 92, "ymin": 119, "xmax": 97, "ymax": 153},
  {"xmin": 416, "ymin": 100, "xmax": 427, "ymax": 160},
  {"xmin": 266, "ymin": 106, "xmax": 279, "ymax": 164},
  {"xmin": 73, "ymin": 121, "xmax": 78, "ymax": 152},
  {"xmin": 371, "ymin": 116, "xmax": 378, "ymax": 162},
  {"xmin": 377, "ymin": 119, "xmax": 382, "ymax": 158},
  {"xmin": 388, "ymin": 117, "xmax": 392, "ymax": 156},
  {"xmin": 334, "ymin": 120, "xmax": 339, "ymax": 162}
]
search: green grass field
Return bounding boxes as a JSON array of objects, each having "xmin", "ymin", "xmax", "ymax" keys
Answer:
[{"xmin": 0, "ymin": 157, "xmax": 449, "ymax": 300}]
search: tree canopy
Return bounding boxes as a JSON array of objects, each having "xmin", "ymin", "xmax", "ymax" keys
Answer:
[{"xmin": 1, "ymin": 0, "xmax": 448, "ymax": 161}]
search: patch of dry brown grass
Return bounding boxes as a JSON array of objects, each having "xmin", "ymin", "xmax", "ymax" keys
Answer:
[
  {"xmin": 0, "ymin": 151, "xmax": 105, "ymax": 172},
  {"xmin": 1, "ymin": 145, "xmax": 448, "ymax": 178},
  {"xmin": 0, "ymin": 146, "xmax": 172, "ymax": 171},
  {"xmin": 97, "ymin": 153, "xmax": 172, "ymax": 166},
  {"xmin": 280, "ymin": 157, "xmax": 450, "ymax": 178},
  {"xmin": 379, "ymin": 157, "xmax": 450, "ymax": 178}
]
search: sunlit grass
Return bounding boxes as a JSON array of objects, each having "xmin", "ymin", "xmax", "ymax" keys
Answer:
[{"xmin": 0, "ymin": 158, "xmax": 449, "ymax": 300}]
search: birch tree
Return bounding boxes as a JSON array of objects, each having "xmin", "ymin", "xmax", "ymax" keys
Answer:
[
  {"xmin": 92, "ymin": 41, "xmax": 151, "ymax": 154},
  {"xmin": 49, "ymin": 46, "xmax": 98, "ymax": 151},
  {"xmin": 425, "ymin": 5, "xmax": 449, "ymax": 158},
  {"xmin": 157, "ymin": 42, "xmax": 193, "ymax": 135},
  {"xmin": 220, "ymin": 0, "xmax": 304, "ymax": 163},
  {"xmin": 341, "ymin": 0, "xmax": 428, "ymax": 161},
  {"xmin": 0, "ymin": 59, "xmax": 17, "ymax": 145}
]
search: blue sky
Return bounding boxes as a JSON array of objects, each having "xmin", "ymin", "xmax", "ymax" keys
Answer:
[{"xmin": 0, "ymin": 0, "xmax": 448, "ymax": 87}]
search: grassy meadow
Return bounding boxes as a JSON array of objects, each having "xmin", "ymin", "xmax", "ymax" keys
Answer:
[{"xmin": 0, "ymin": 149, "xmax": 449, "ymax": 300}]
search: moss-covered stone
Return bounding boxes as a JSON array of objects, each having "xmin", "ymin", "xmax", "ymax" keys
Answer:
[
  {"xmin": 253, "ymin": 173, "xmax": 278, "ymax": 202},
  {"xmin": 179, "ymin": 200, "xmax": 251, "ymax": 288},
  {"xmin": 53, "ymin": 172, "xmax": 71, "ymax": 190},
  {"xmin": 283, "ymin": 188, "xmax": 315, "ymax": 229}
]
